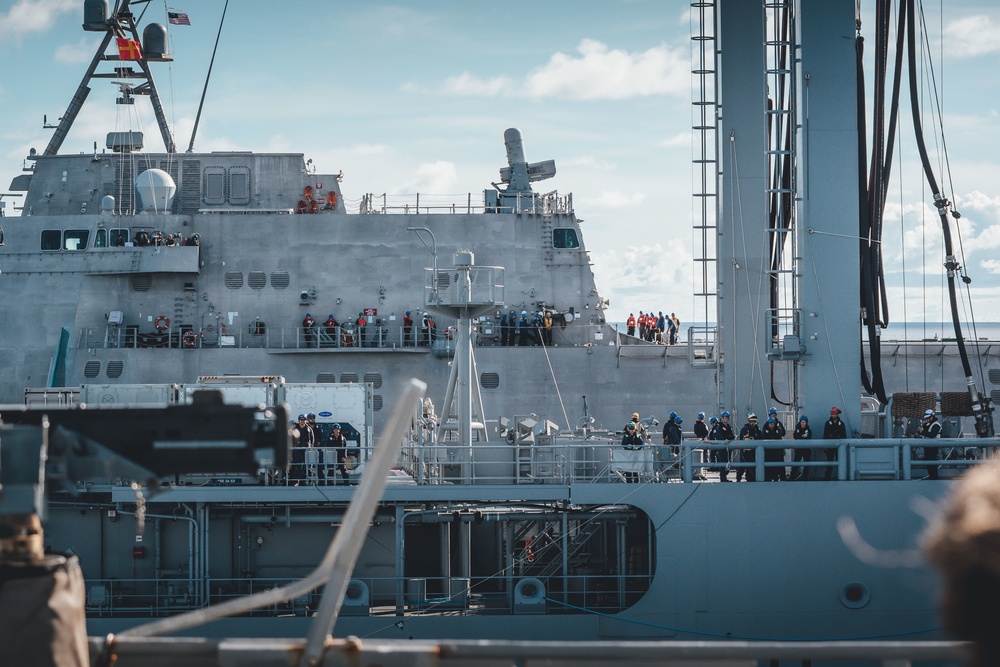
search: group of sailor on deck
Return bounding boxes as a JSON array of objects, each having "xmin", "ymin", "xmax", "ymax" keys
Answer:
[{"xmin": 618, "ymin": 405, "xmax": 942, "ymax": 483}]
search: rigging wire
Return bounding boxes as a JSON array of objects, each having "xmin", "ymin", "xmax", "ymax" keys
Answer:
[{"xmin": 904, "ymin": 0, "xmax": 992, "ymax": 436}]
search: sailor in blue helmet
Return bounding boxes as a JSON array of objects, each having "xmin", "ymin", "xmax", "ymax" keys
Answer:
[
  {"xmin": 791, "ymin": 415, "xmax": 812, "ymax": 481},
  {"xmin": 326, "ymin": 421, "xmax": 351, "ymax": 484},
  {"xmin": 694, "ymin": 411, "xmax": 709, "ymax": 440},
  {"xmin": 662, "ymin": 414, "xmax": 683, "ymax": 467},
  {"xmin": 709, "ymin": 411, "xmax": 737, "ymax": 481},
  {"xmin": 502, "ymin": 310, "xmax": 515, "ymax": 346},
  {"xmin": 768, "ymin": 406, "xmax": 786, "ymax": 438}
]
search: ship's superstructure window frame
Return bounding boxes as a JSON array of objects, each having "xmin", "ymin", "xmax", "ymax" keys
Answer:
[
  {"xmin": 61, "ymin": 229, "xmax": 91, "ymax": 251},
  {"xmin": 203, "ymin": 166, "xmax": 227, "ymax": 205},
  {"xmin": 229, "ymin": 166, "xmax": 251, "ymax": 205},
  {"xmin": 41, "ymin": 230, "xmax": 62, "ymax": 251},
  {"xmin": 552, "ymin": 228, "xmax": 580, "ymax": 249},
  {"xmin": 97, "ymin": 228, "xmax": 130, "ymax": 247}
]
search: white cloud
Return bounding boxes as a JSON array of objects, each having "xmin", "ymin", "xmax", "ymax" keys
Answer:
[
  {"xmin": 394, "ymin": 160, "xmax": 458, "ymax": 194},
  {"xmin": 54, "ymin": 36, "xmax": 98, "ymax": 64},
  {"xmin": 943, "ymin": 15, "xmax": 1000, "ymax": 58},
  {"xmin": 980, "ymin": 259, "xmax": 1000, "ymax": 274},
  {"xmin": 0, "ymin": 0, "xmax": 77, "ymax": 43},
  {"xmin": 442, "ymin": 72, "xmax": 514, "ymax": 97},
  {"xmin": 439, "ymin": 39, "xmax": 688, "ymax": 101},
  {"xmin": 592, "ymin": 240, "xmax": 694, "ymax": 322}
]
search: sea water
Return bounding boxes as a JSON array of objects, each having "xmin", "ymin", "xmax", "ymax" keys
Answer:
[{"xmin": 874, "ymin": 322, "xmax": 1000, "ymax": 342}]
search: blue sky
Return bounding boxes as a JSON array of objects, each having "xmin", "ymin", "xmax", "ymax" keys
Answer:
[{"xmin": 2, "ymin": 0, "xmax": 999, "ymax": 332}]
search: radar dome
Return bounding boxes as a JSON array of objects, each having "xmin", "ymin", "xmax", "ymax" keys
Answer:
[{"xmin": 134, "ymin": 169, "xmax": 176, "ymax": 213}]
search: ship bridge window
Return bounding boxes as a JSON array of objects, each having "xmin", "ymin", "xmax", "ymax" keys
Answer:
[
  {"xmin": 552, "ymin": 228, "xmax": 580, "ymax": 249},
  {"xmin": 64, "ymin": 230, "xmax": 90, "ymax": 251},
  {"xmin": 95, "ymin": 229, "xmax": 130, "ymax": 248},
  {"xmin": 109, "ymin": 229, "xmax": 130, "ymax": 247},
  {"xmin": 41, "ymin": 230, "xmax": 61, "ymax": 251}
]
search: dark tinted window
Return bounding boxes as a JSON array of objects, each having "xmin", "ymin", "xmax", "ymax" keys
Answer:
[
  {"xmin": 553, "ymin": 228, "xmax": 580, "ymax": 249},
  {"xmin": 41, "ymin": 230, "xmax": 61, "ymax": 250},
  {"xmin": 109, "ymin": 229, "xmax": 130, "ymax": 246}
]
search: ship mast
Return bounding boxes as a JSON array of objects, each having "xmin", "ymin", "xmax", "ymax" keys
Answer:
[{"xmin": 44, "ymin": 0, "xmax": 175, "ymax": 156}]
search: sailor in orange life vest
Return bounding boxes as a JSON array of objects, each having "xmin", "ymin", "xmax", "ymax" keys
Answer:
[
  {"xmin": 626, "ymin": 313, "xmax": 636, "ymax": 337},
  {"xmin": 403, "ymin": 311, "xmax": 413, "ymax": 347},
  {"xmin": 302, "ymin": 313, "xmax": 316, "ymax": 347}
]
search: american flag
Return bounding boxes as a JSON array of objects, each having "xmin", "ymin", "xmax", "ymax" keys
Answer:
[{"xmin": 167, "ymin": 11, "xmax": 191, "ymax": 26}]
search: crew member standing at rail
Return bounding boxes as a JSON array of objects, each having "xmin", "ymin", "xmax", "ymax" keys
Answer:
[
  {"xmin": 822, "ymin": 406, "xmax": 847, "ymax": 480},
  {"xmin": 737, "ymin": 413, "xmax": 761, "ymax": 482},
  {"xmin": 290, "ymin": 414, "xmax": 309, "ymax": 483},
  {"xmin": 791, "ymin": 416, "xmax": 812, "ymax": 481},
  {"xmin": 326, "ymin": 422, "xmax": 351, "ymax": 485},
  {"xmin": 542, "ymin": 310, "xmax": 553, "ymax": 346},
  {"xmin": 761, "ymin": 417, "xmax": 785, "ymax": 481},
  {"xmin": 626, "ymin": 313, "xmax": 636, "ymax": 337},
  {"xmin": 693, "ymin": 412, "xmax": 709, "ymax": 477},
  {"xmin": 302, "ymin": 313, "xmax": 316, "ymax": 348},
  {"xmin": 403, "ymin": 311, "xmax": 413, "ymax": 347},
  {"xmin": 620, "ymin": 421, "xmax": 644, "ymax": 483},
  {"xmin": 917, "ymin": 409, "xmax": 942, "ymax": 480},
  {"xmin": 710, "ymin": 411, "xmax": 736, "ymax": 482}
]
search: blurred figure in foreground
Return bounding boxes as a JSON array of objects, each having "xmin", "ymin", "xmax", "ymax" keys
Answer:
[{"xmin": 924, "ymin": 458, "xmax": 1000, "ymax": 667}]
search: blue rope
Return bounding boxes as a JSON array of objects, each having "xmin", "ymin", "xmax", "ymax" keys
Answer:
[{"xmin": 542, "ymin": 596, "xmax": 940, "ymax": 642}]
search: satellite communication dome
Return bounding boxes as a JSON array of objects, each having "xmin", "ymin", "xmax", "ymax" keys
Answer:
[{"xmin": 134, "ymin": 168, "xmax": 176, "ymax": 213}]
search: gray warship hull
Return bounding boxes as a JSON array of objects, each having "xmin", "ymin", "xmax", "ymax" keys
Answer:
[{"xmin": 2, "ymin": 0, "xmax": 999, "ymax": 655}]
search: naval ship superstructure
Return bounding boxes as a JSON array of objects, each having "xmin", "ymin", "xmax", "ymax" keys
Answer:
[{"xmin": 2, "ymin": 0, "xmax": 1000, "ymax": 659}]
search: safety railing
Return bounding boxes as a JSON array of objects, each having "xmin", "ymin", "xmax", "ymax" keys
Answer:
[
  {"xmin": 82, "ymin": 573, "xmax": 651, "ymax": 618},
  {"xmin": 78, "ymin": 322, "xmax": 617, "ymax": 351},
  {"xmin": 358, "ymin": 191, "xmax": 573, "ymax": 216},
  {"xmin": 263, "ymin": 437, "xmax": 995, "ymax": 488}
]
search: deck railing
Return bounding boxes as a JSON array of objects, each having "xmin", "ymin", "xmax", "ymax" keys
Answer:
[
  {"xmin": 251, "ymin": 437, "xmax": 992, "ymax": 488},
  {"xmin": 78, "ymin": 322, "xmax": 616, "ymax": 351}
]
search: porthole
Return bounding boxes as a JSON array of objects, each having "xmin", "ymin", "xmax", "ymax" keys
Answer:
[{"xmin": 840, "ymin": 582, "xmax": 870, "ymax": 609}]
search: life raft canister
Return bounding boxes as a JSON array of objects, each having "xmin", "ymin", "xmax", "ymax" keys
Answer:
[
  {"xmin": 326, "ymin": 191, "xmax": 337, "ymax": 208},
  {"xmin": 182, "ymin": 330, "xmax": 198, "ymax": 348},
  {"xmin": 303, "ymin": 185, "xmax": 314, "ymax": 201},
  {"xmin": 154, "ymin": 315, "xmax": 170, "ymax": 331},
  {"xmin": 297, "ymin": 200, "xmax": 308, "ymax": 214},
  {"xmin": 308, "ymin": 200, "xmax": 319, "ymax": 214}
]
